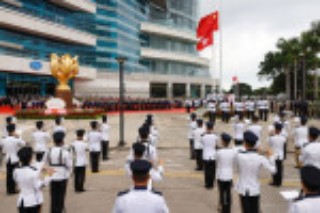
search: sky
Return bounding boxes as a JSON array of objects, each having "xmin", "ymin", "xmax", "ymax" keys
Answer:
[{"xmin": 198, "ymin": 0, "xmax": 320, "ymax": 90}]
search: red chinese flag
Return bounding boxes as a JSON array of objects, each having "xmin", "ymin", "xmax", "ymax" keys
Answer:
[
  {"xmin": 232, "ymin": 76, "xmax": 238, "ymax": 83},
  {"xmin": 197, "ymin": 33, "xmax": 213, "ymax": 51},
  {"xmin": 197, "ymin": 11, "xmax": 219, "ymax": 38}
]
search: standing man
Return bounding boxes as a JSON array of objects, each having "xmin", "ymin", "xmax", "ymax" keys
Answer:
[
  {"xmin": 300, "ymin": 127, "xmax": 320, "ymax": 169},
  {"xmin": 262, "ymin": 98, "xmax": 269, "ymax": 122},
  {"xmin": 101, "ymin": 115, "xmax": 110, "ymax": 160},
  {"xmin": 187, "ymin": 113, "xmax": 197, "ymax": 160},
  {"xmin": 268, "ymin": 123, "xmax": 286, "ymax": 187},
  {"xmin": 257, "ymin": 98, "xmax": 264, "ymax": 121},
  {"xmin": 220, "ymin": 99, "xmax": 231, "ymax": 123},
  {"xmin": 53, "ymin": 117, "xmax": 66, "ymax": 134},
  {"xmin": 88, "ymin": 121, "xmax": 103, "ymax": 173},
  {"xmin": 201, "ymin": 122, "xmax": 218, "ymax": 189},
  {"xmin": 235, "ymin": 131, "xmax": 276, "ymax": 213},
  {"xmin": 0, "ymin": 124, "xmax": 26, "ymax": 194},
  {"xmin": 33, "ymin": 121, "xmax": 50, "ymax": 162},
  {"xmin": 193, "ymin": 119, "xmax": 205, "ymax": 171},
  {"xmin": 216, "ymin": 133, "xmax": 236, "ymax": 213},
  {"xmin": 234, "ymin": 99, "xmax": 244, "ymax": 118},
  {"xmin": 293, "ymin": 116, "xmax": 308, "ymax": 168},
  {"xmin": 207, "ymin": 100, "xmax": 216, "ymax": 123},
  {"xmin": 247, "ymin": 116, "xmax": 263, "ymax": 149},
  {"xmin": 113, "ymin": 160, "xmax": 169, "ymax": 213},
  {"xmin": 47, "ymin": 131, "xmax": 73, "ymax": 213},
  {"xmin": 70, "ymin": 129, "xmax": 88, "ymax": 192},
  {"xmin": 245, "ymin": 99, "xmax": 255, "ymax": 120},
  {"xmin": 288, "ymin": 166, "xmax": 320, "ymax": 213}
]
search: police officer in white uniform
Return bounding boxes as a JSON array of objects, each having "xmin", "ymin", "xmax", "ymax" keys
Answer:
[
  {"xmin": 233, "ymin": 114, "xmax": 246, "ymax": 148},
  {"xmin": 261, "ymin": 98, "xmax": 269, "ymax": 121},
  {"xmin": 268, "ymin": 123, "xmax": 286, "ymax": 187},
  {"xmin": 234, "ymin": 100, "xmax": 244, "ymax": 118},
  {"xmin": 32, "ymin": 121, "xmax": 50, "ymax": 162},
  {"xmin": 14, "ymin": 147, "xmax": 52, "ymax": 213},
  {"xmin": 247, "ymin": 115, "xmax": 263, "ymax": 148},
  {"xmin": 235, "ymin": 131, "xmax": 276, "ymax": 213},
  {"xmin": 300, "ymin": 127, "xmax": 320, "ymax": 169},
  {"xmin": 46, "ymin": 131, "xmax": 72, "ymax": 213},
  {"xmin": 257, "ymin": 98, "xmax": 265, "ymax": 121},
  {"xmin": 245, "ymin": 99, "xmax": 255, "ymax": 120},
  {"xmin": 216, "ymin": 133, "xmax": 236, "ymax": 213},
  {"xmin": 113, "ymin": 160, "xmax": 169, "ymax": 213},
  {"xmin": 293, "ymin": 116, "xmax": 308, "ymax": 168},
  {"xmin": 53, "ymin": 116, "xmax": 66, "ymax": 134},
  {"xmin": 70, "ymin": 129, "xmax": 88, "ymax": 192},
  {"xmin": 101, "ymin": 115, "xmax": 110, "ymax": 160},
  {"xmin": 193, "ymin": 119, "xmax": 205, "ymax": 171},
  {"xmin": 201, "ymin": 121, "xmax": 218, "ymax": 189},
  {"xmin": 288, "ymin": 166, "xmax": 320, "ymax": 213},
  {"xmin": 0, "ymin": 124, "xmax": 26, "ymax": 194},
  {"xmin": 207, "ymin": 100, "xmax": 216, "ymax": 123},
  {"xmin": 88, "ymin": 121, "xmax": 103, "ymax": 173},
  {"xmin": 188, "ymin": 113, "xmax": 197, "ymax": 159},
  {"xmin": 220, "ymin": 99, "xmax": 231, "ymax": 123}
]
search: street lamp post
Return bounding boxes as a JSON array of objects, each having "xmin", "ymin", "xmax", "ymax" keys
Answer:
[{"xmin": 116, "ymin": 56, "xmax": 127, "ymax": 147}]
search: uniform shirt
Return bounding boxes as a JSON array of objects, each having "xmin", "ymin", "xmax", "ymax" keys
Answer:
[
  {"xmin": 101, "ymin": 123, "xmax": 110, "ymax": 141},
  {"xmin": 70, "ymin": 140, "xmax": 88, "ymax": 167},
  {"xmin": 268, "ymin": 134, "xmax": 286, "ymax": 160},
  {"xmin": 288, "ymin": 194, "xmax": 320, "ymax": 213},
  {"xmin": 87, "ymin": 130, "xmax": 103, "ymax": 152},
  {"xmin": 216, "ymin": 148, "xmax": 236, "ymax": 181},
  {"xmin": 234, "ymin": 102, "xmax": 244, "ymax": 112},
  {"xmin": 0, "ymin": 136, "xmax": 25, "ymax": 163},
  {"xmin": 235, "ymin": 150, "xmax": 276, "ymax": 196},
  {"xmin": 245, "ymin": 101, "xmax": 255, "ymax": 111},
  {"xmin": 257, "ymin": 100, "xmax": 264, "ymax": 110},
  {"xmin": 142, "ymin": 142, "xmax": 158, "ymax": 163},
  {"xmin": 293, "ymin": 126, "xmax": 308, "ymax": 148},
  {"xmin": 53, "ymin": 125, "xmax": 66, "ymax": 133},
  {"xmin": 33, "ymin": 130, "xmax": 50, "ymax": 152},
  {"xmin": 47, "ymin": 146, "xmax": 73, "ymax": 180},
  {"xmin": 233, "ymin": 122, "xmax": 246, "ymax": 140},
  {"xmin": 262, "ymin": 100, "xmax": 269, "ymax": 110},
  {"xmin": 220, "ymin": 102, "xmax": 230, "ymax": 112},
  {"xmin": 247, "ymin": 124, "xmax": 263, "ymax": 147},
  {"xmin": 201, "ymin": 133, "xmax": 218, "ymax": 160},
  {"xmin": 188, "ymin": 121, "xmax": 197, "ymax": 139},
  {"xmin": 193, "ymin": 127, "xmax": 205, "ymax": 150},
  {"xmin": 207, "ymin": 102, "xmax": 216, "ymax": 112},
  {"xmin": 113, "ymin": 187, "xmax": 169, "ymax": 213},
  {"xmin": 300, "ymin": 142, "xmax": 320, "ymax": 169},
  {"xmin": 13, "ymin": 165, "xmax": 50, "ymax": 207}
]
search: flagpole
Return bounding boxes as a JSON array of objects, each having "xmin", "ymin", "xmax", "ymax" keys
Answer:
[
  {"xmin": 219, "ymin": 0, "xmax": 223, "ymax": 94},
  {"xmin": 211, "ymin": 30, "xmax": 215, "ymax": 96}
]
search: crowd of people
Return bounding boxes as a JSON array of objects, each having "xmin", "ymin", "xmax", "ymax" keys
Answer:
[{"xmin": 186, "ymin": 99, "xmax": 320, "ymax": 212}]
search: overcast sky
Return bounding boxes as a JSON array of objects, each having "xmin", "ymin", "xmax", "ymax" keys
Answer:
[{"xmin": 199, "ymin": 0, "xmax": 320, "ymax": 90}]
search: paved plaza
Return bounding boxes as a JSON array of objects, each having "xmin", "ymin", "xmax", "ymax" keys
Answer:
[{"xmin": 0, "ymin": 111, "xmax": 318, "ymax": 213}]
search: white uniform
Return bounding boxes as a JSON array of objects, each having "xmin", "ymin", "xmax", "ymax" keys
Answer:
[
  {"xmin": 234, "ymin": 102, "xmax": 244, "ymax": 112},
  {"xmin": 207, "ymin": 102, "xmax": 216, "ymax": 112},
  {"xmin": 268, "ymin": 134, "xmax": 286, "ymax": 160},
  {"xmin": 113, "ymin": 188, "xmax": 169, "ymax": 213},
  {"xmin": 300, "ymin": 142, "xmax": 320, "ymax": 169},
  {"xmin": 13, "ymin": 165, "xmax": 50, "ymax": 207},
  {"xmin": 33, "ymin": 130, "xmax": 50, "ymax": 153},
  {"xmin": 247, "ymin": 124, "xmax": 263, "ymax": 147},
  {"xmin": 288, "ymin": 195, "xmax": 320, "ymax": 213},
  {"xmin": 293, "ymin": 126, "xmax": 308, "ymax": 148},
  {"xmin": 257, "ymin": 100, "xmax": 264, "ymax": 110},
  {"xmin": 233, "ymin": 122, "xmax": 246, "ymax": 141},
  {"xmin": 53, "ymin": 125, "xmax": 66, "ymax": 133},
  {"xmin": 87, "ymin": 131, "xmax": 103, "ymax": 152},
  {"xmin": 220, "ymin": 102, "xmax": 230, "ymax": 112},
  {"xmin": 245, "ymin": 101, "xmax": 255, "ymax": 112},
  {"xmin": 235, "ymin": 150, "xmax": 276, "ymax": 196},
  {"xmin": 201, "ymin": 133, "xmax": 218, "ymax": 160},
  {"xmin": 193, "ymin": 127, "xmax": 205, "ymax": 150},
  {"xmin": 101, "ymin": 123, "xmax": 110, "ymax": 141},
  {"xmin": 0, "ymin": 136, "xmax": 25, "ymax": 164},
  {"xmin": 216, "ymin": 148, "xmax": 237, "ymax": 181},
  {"xmin": 47, "ymin": 147, "xmax": 73, "ymax": 180},
  {"xmin": 70, "ymin": 140, "xmax": 88, "ymax": 167},
  {"xmin": 188, "ymin": 121, "xmax": 197, "ymax": 140}
]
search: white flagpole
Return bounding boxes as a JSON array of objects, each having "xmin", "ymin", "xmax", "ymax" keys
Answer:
[
  {"xmin": 219, "ymin": 0, "xmax": 223, "ymax": 94},
  {"xmin": 211, "ymin": 30, "xmax": 215, "ymax": 96}
]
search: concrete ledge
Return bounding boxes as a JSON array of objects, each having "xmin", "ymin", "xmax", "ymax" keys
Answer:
[{"xmin": 50, "ymin": 0, "xmax": 96, "ymax": 13}]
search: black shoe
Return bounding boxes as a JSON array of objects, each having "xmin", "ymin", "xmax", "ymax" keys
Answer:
[{"xmin": 195, "ymin": 168, "xmax": 202, "ymax": 171}]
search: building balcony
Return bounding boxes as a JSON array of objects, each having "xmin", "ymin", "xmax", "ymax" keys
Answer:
[
  {"xmin": 50, "ymin": 0, "xmax": 96, "ymax": 13},
  {"xmin": 0, "ymin": 55, "xmax": 96, "ymax": 80},
  {"xmin": 141, "ymin": 48, "xmax": 209, "ymax": 67},
  {"xmin": 141, "ymin": 22, "xmax": 197, "ymax": 43},
  {"xmin": 0, "ymin": 7, "xmax": 96, "ymax": 46}
]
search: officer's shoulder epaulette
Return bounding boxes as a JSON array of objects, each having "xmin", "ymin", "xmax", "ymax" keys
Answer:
[
  {"xmin": 29, "ymin": 166, "xmax": 37, "ymax": 171},
  {"xmin": 239, "ymin": 150, "xmax": 247, "ymax": 154},
  {"xmin": 303, "ymin": 143, "xmax": 310, "ymax": 148},
  {"xmin": 151, "ymin": 189, "xmax": 163, "ymax": 196},
  {"xmin": 117, "ymin": 189, "xmax": 130, "ymax": 197}
]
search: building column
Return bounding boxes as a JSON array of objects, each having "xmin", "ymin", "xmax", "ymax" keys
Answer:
[
  {"xmin": 186, "ymin": 83, "xmax": 191, "ymax": 99},
  {"xmin": 201, "ymin": 84, "xmax": 206, "ymax": 99},
  {"xmin": 167, "ymin": 83, "xmax": 172, "ymax": 99}
]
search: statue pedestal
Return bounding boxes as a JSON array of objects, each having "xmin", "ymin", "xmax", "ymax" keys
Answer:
[{"xmin": 56, "ymin": 89, "xmax": 73, "ymax": 108}]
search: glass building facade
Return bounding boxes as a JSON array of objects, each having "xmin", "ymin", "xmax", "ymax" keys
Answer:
[{"xmin": 0, "ymin": 0, "xmax": 210, "ymax": 97}]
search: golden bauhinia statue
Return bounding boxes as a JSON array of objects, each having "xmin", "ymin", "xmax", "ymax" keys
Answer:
[{"xmin": 50, "ymin": 53, "xmax": 79, "ymax": 91}]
